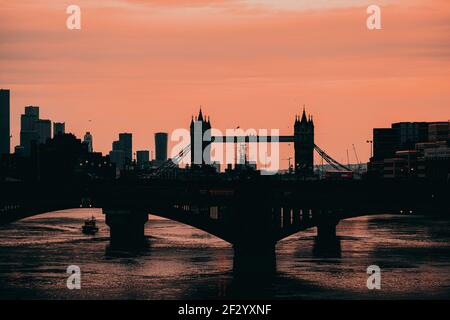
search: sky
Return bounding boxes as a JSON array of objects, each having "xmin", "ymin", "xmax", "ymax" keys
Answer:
[{"xmin": 1, "ymin": 0, "xmax": 449, "ymax": 166}]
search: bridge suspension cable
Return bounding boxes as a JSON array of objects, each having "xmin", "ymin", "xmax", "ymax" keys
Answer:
[
  {"xmin": 151, "ymin": 142, "xmax": 352, "ymax": 177},
  {"xmin": 314, "ymin": 144, "xmax": 353, "ymax": 172},
  {"xmin": 152, "ymin": 143, "xmax": 191, "ymax": 177}
]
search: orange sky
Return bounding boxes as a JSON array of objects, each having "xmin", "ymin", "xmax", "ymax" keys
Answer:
[{"xmin": 1, "ymin": 0, "xmax": 449, "ymax": 166}]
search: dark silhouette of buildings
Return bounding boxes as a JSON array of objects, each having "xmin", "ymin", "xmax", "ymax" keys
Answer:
[
  {"xmin": 294, "ymin": 107, "xmax": 314, "ymax": 175},
  {"xmin": 53, "ymin": 122, "xmax": 65, "ymax": 137},
  {"xmin": 34, "ymin": 133, "xmax": 114, "ymax": 182},
  {"xmin": 36, "ymin": 119, "xmax": 51, "ymax": 144},
  {"xmin": 155, "ymin": 132, "xmax": 168, "ymax": 162},
  {"xmin": 369, "ymin": 121, "xmax": 450, "ymax": 180},
  {"xmin": 119, "ymin": 133, "xmax": 132, "ymax": 163},
  {"xmin": 190, "ymin": 108, "xmax": 212, "ymax": 165},
  {"xmin": 0, "ymin": 89, "xmax": 10, "ymax": 155},
  {"xmin": 136, "ymin": 150, "xmax": 150, "ymax": 168},
  {"xmin": 373, "ymin": 128, "xmax": 397, "ymax": 161},
  {"xmin": 18, "ymin": 106, "xmax": 52, "ymax": 156},
  {"xmin": 83, "ymin": 131, "xmax": 93, "ymax": 153},
  {"xmin": 109, "ymin": 133, "xmax": 132, "ymax": 174}
]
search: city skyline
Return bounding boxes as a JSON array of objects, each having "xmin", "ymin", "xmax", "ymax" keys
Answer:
[{"xmin": 1, "ymin": 0, "xmax": 450, "ymax": 165}]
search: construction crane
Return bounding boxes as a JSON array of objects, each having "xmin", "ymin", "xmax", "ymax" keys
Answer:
[
  {"xmin": 283, "ymin": 157, "xmax": 293, "ymax": 173},
  {"xmin": 352, "ymin": 144, "xmax": 362, "ymax": 173}
]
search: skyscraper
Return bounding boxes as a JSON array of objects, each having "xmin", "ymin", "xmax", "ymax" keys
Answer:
[
  {"xmin": 83, "ymin": 132, "xmax": 93, "ymax": 152},
  {"xmin": 53, "ymin": 122, "xmax": 65, "ymax": 137},
  {"xmin": 155, "ymin": 132, "xmax": 168, "ymax": 162},
  {"xmin": 119, "ymin": 133, "xmax": 132, "ymax": 163},
  {"xmin": 36, "ymin": 119, "xmax": 51, "ymax": 144},
  {"xmin": 0, "ymin": 89, "xmax": 10, "ymax": 155},
  {"xmin": 18, "ymin": 106, "xmax": 52, "ymax": 156},
  {"xmin": 20, "ymin": 106, "xmax": 40, "ymax": 156}
]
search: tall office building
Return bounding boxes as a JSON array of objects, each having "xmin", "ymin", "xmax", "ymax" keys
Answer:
[
  {"xmin": 18, "ymin": 106, "xmax": 52, "ymax": 156},
  {"xmin": 155, "ymin": 132, "xmax": 168, "ymax": 162},
  {"xmin": 0, "ymin": 89, "xmax": 10, "ymax": 155},
  {"xmin": 109, "ymin": 133, "xmax": 132, "ymax": 172},
  {"xmin": 119, "ymin": 133, "xmax": 132, "ymax": 163},
  {"xmin": 36, "ymin": 119, "xmax": 51, "ymax": 144},
  {"xmin": 20, "ymin": 106, "xmax": 40, "ymax": 156},
  {"xmin": 83, "ymin": 132, "xmax": 93, "ymax": 152},
  {"xmin": 53, "ymin": 122, "xmax": 65, "ymax": 137}
]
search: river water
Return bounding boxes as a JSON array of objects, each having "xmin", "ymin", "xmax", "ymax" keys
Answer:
[{"xmin": 0, "ymin": 209, "xmax": 449, "ymax": 299}]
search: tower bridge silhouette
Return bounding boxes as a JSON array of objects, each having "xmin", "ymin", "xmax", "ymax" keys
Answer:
[{"xmin": 155, "ymin": 107, "xmax": 350, "ymax": 176}]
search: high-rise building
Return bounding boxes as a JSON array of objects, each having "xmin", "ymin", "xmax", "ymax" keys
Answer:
[
  {"xmin": 18, "ymin": 106, "xmax": 53, "ymax": 156},
  {"xmin": 25, "ymin": 106, "xmax": 39, "ymax": 118},
  {"xmin": 36, "ymin": 119, "xmax": 51, "ymax": 144},
  {"xmin": 155, "ymin": 132, "xmax": 168, "ymax": 162},
  {"xmin": 83, "ymin": 131, "xmax": 93, "ymax": 153},
  {"xmin": 19, "ymin": 106, "xmax": 40, "ymax": 156},
  {"xmin": 0, "ymin": 89, "xmax": 10, "ymax": 155},
  {"xmin": 294, "ymin": 107, "xmax": 314, "ymax": 175},
  {"xmin": 119, "ymin": 133, "xmax": 132, "ymax": 163},
  {"xmin": 136, "ymin": 150, "xmax": 150, "ymax": 167},
  {"xmin": 109, "ymin": 150, "xmax": 125, "ymax": 172},
  {"xmin": 53, "ymin": 122, "xmax": 65, "ymax": 137},
  {"xmin": 109, "ymin": 133, "xmax": 132, "ymax": 173}
]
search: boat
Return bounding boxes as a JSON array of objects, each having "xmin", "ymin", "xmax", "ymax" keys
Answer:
[{"xmin": 82, "ymin": 216, "xmax": 99, "ymax": 234}]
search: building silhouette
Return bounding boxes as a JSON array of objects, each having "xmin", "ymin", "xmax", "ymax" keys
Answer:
[
  {"xmin": 53, "ymin": 122, "xmax": 65, "ymax": 137},
  {"xmin": 155, "ymin": 132, "xmax": 168, "ymax": 162},
  {"xmin": 0, "ymin": 89, "xmax": 10, "ymax": 155},
  {"xmin": 19, "ymin": 106, "xmax": 40, "ymax": 156},
  {"xmin": 369, "ymin": 121, "xmax": 450, "ymax": 180},
  {"xmin": 136, "ymin": 150, "xmax": 150, "ymax": 168},
  {"xmin": 109, "ymin": 133, "xmax": 132, "ymax": 174},
  {"xmin": 36, "ymin": 119, "xmax": 51, "ymax": 144},
  {"xmin": 119, "ymin": 133, "xmax": 132, "ymax": 164},
  {"xmin": 190, "ymin": 108, "xmax": 211, "ymax": 165},
  {"xmin": 83, "ymin": 131, "xmax": 93, "ymax": 153},
  {"xmin": 294, "ymin": 107, "xmax": 314, "ymax": 175}
]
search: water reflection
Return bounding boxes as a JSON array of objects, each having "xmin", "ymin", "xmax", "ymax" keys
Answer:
[{"xmin": 1, "ymin": 209, "xmax": 450, "ymax": 299}]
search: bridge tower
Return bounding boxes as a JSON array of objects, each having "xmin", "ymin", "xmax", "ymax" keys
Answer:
[
  {"xmin": 294, "ymin": 107, "xmax": 314, "ymax": 175},
  {"xmin": 190, "ymin": 108, "xmax": 212, "ymax": 165}
]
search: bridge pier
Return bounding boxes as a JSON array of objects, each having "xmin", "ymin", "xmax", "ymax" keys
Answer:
[
  {"xmin": 317, "ymin": 219, "xmax": 337, "ymax": 241},
  {"xmin": 103, "ymin": 209, "xmax": 148, "ymax": 249},
  {"xmin": 317, "ymin": 212, "xmax": 339, "ymax": 242}
]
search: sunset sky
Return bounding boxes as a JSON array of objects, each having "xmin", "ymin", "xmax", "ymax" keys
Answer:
[{"xmin": 1, "ymin": 0, "xmax": 449, "ymax": 166}]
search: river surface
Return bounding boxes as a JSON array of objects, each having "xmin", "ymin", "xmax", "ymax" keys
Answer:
[{"xmin": 0, "ymin": 209, "xmax": 450, "ymax": 299}]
